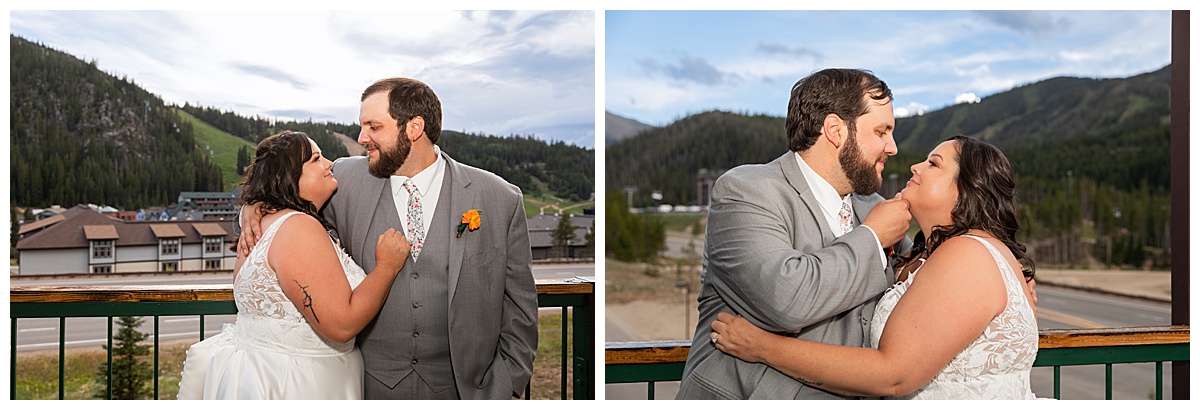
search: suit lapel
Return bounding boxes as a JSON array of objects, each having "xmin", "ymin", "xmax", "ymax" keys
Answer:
[
  {"xmin": 443, "ymin": 153, "xmax": 473, "ymax": 307},
  {"xmin": 776, "ymin": 152, "xmax": 836, "ymax": 245}
]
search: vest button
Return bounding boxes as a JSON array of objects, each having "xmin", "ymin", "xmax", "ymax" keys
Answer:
[
  {"xmin": 412, "ymin": 272, "xmax": 419, "ymax": 279},
  {"xmin": 412, "ymin": 302, "xmax": 421, "ymax": 308},
  {"xmin": 413, "ymin": 332, "xmax": 419, "ymax": 338},
  {"xmin": 412, "ymin": 359, "xmax": 418, "ymax": 364}
]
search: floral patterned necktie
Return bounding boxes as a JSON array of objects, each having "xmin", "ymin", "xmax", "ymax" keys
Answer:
[
  {"xmin": 403, "ymin": 180, "xmax": 425, "ymax": 260},
  {"xmin": 839, "ymin": 201, "xmax": 853, "ymax": 235}
]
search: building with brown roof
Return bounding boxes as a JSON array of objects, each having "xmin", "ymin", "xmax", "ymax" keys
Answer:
[
  {"xmin": 15, "ymin": 205, "xmax": 237, "ymax": 275},
  {"xmin": 527, "ymin": 213, "xmax": 594, "ymax": 260},
  {"xmin": 175, "ymin": 191, "xmax": 240, "ymax": 221}
]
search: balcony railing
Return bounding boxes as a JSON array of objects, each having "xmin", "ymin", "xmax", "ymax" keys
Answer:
[
  {"xmin": 10, "ymin": 279, "xmax": 594, "ymax": 400},
  {"xmin": 605, "ymin": 325, "xmax": 1189, "ymax": 399}
]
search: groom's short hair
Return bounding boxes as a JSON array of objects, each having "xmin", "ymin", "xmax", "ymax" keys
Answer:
[
  {"xmin": 786, "ymin": 68, "xmax": 892, "ymax": 153},
  {"xmin": 362, "ymin": 77, "xmax": 443, "ymax": 145}
]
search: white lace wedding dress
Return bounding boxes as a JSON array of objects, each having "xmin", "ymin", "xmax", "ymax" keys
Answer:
[
  {"xmin": 177, "ymin": 212, "xmax": 368, "ymax": 399},
  {"xmin": 870, "ymin": 235, "xmax": 1038, "ymax": 399}
]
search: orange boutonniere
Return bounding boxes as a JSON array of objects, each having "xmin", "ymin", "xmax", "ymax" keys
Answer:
[{"xmin": 457, "ymin": 209, "xmax": 481, "ymax": 238}]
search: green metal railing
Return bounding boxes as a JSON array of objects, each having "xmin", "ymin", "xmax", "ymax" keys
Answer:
[
  {"xmin": 605, "ymin": 325, "xmax": 1189, "ymax": 399},
  {"xmin": 10, "ymin": 279, "xmax": 594, "ymax": 400}
]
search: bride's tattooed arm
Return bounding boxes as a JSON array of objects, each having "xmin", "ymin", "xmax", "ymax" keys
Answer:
[{"xmin": 294, "ymin": 279, "xmax": 320, "ymax": 323}]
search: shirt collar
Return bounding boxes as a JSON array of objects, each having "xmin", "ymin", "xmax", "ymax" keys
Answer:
[
  {"xmin": 794, "ymin": 151, "xmax": 852, "ymax": 215},
  {"xmin": 391, "ymin": 145, "xmax": 444, "ymax": 197}
]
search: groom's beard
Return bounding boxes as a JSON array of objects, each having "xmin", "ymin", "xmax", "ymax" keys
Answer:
[
  {"xmin": 367, "ymin": 129, "xmax": 412, "ymax": 178},
  {"xmin": 840, "ymin": 133, "xmax": 884, "ymax": 195}
]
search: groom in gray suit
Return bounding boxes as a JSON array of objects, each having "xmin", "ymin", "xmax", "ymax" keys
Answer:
[
  {"xmin": 335, "ymin": 78, "xmax": 537, "ymax": 399},
  {"xmin": 245, "ymin": 78, "xmax": 537, "ymax": 399},
  {"xmin": 676, "ymin": 68, "xmax": 913, "ymax": 399}
]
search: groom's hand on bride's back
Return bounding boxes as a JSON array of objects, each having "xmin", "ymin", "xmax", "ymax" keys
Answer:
[
  {"xmin": 862, "ymin": 194, "xmax": 911, "ymax": 249},
  {"xmin": 237, "ymin": 203, "xmax": 268, "ymax": 257}
]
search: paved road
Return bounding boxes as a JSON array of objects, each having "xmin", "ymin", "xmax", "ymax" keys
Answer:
[
  {"xmin": 11, "ymin": 263, "xmax": 595, "ymax": 352},
  {"xmin": 1030, "ymin": 286, "xmax": 1174, "ymax": 399}
]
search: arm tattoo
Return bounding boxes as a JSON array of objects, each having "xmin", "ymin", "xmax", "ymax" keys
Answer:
[
  {"xmin": 293, "ymin": 279, "xmax": 320, "ymax": 323},
  {"xmin": 796, "ymin": 377, "xmax": 823, "ymax": 387}
]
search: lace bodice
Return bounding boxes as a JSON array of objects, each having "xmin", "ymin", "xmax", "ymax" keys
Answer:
[
  {"xmin": 870, "ymin": 235, "xmax": 1038, "ymax": 399},
  {"xmin": 232, "ymin": 212, "xmax": 367, "ymax": 352}
]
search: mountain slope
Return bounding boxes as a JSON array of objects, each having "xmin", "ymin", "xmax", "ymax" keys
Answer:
[
  {"xmin": 606, "ymin": 66, "xmax": 1172, "ymax": 268},
  {"xmin": 607, "ymin": 66, "xmax": 1171, "ymax": 205},
  {"xmin": 891, "ymin": 65, "xmax": 1170, "ymax": 192},
  {"xmin": 605, "ymin": 111, "xmax": 656, "ymax": 145},
  {"xmin": 176, "ymin": 109, "xmax": 257, "ymax": 191},
  {"xmin": 605, "ymin": 111, "xmax": 783, "ymax": 205},
  {"xmin": 10, "ymin": 34, "xmax": 594, "ymax": 209},
  {"xmin": 894, "ymin": 67, "xmax": 1169, "ymax": 151},
  {"xmin": 9, "ymin": 35, "xmax": 224, "ymax": 209}
]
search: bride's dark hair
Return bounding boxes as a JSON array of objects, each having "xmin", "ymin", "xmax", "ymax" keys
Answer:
[
  {"xmin": 238, "ymin": 131, "xmax": 335, "ymax": 233},
  {"xmin": 894, "ymin": 135, "xmax": 1035, "ymax": 281}
]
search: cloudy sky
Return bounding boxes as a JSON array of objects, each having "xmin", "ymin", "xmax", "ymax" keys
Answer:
[
  {"xmin": 606, "ymin": 10, "xmax": 1174, "ymax": 126},
  {"xmin": 9, "ymin": 9, "xmax": 597, "ymax": 147}
]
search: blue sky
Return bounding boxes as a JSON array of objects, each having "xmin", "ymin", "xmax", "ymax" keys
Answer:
[
  {"xmin": 606, "ymin": 10, "xmax": 1173, "ymax": 126},
  {"xmin": 8, "ymin": 9, "xmax": 597, "ymax": 148}
]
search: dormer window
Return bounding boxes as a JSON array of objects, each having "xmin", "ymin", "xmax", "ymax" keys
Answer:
[
  {"xmin": 161, "ymin": 238, "xmax": 180, "ymax": 256},
  {"xmin": 92, "ymin": 239, "xmax": 113, "ymax": 259},
  {"xmin": 149, "ymin": 224, "xmax": 186, "ymax": 260},
  {"xmin": 83, "ymin": 225, "xmax": 119, "ymax": 264},
  {"xmin": 194, "ymin": 223, "xmax": 228, "ymax": 257},
  {"xmin": 204, "ymin": 237, "xmax": 221, "ymax": 253}
]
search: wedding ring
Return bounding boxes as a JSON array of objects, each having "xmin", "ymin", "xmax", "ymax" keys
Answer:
[{"xmin": 710, "ymin": 332, "xmax": 719, "ymax": 345}]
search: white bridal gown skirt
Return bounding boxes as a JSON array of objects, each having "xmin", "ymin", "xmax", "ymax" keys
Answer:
[{"xmin": 177, "ymin": 314, "xmax": 364, "ymax": 399}]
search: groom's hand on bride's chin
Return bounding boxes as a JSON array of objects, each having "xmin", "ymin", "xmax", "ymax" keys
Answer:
[{"xmin": 863, "ymin": 196, "xmax": 911, "ymax": 249}]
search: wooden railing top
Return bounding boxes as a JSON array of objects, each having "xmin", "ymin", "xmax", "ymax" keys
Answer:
[
  {"xmin": 1038, "ymin": 325, "xmax": 1191, "ymax": 348},
  {"xmin": 9, "ymin": 279, "xmax": 593, "ymax": 303},
  {"xmin": 604, "ymin": 326, "xmax": 1190, "ymax": 365}
]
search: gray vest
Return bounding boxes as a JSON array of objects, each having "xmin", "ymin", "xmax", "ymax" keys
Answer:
[{"xmin": 359, "ymin": 173, "xmax": 456, "ymax": 393}]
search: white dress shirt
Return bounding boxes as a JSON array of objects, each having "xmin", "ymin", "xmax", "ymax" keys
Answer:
[
  {"xmin": 391, "ymin": 145, "xmax": 446, "ymax": 236},
  {"xmin": 794, "ymin": 152, "xmax": 887, "ymax": 270}
]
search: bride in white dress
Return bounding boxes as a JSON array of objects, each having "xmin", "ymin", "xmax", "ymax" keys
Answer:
[
  {"xmin": 177, "ymin": 131, "xmax": 409, "ymax": 399},
  {"xmin": 712, "ymin": 136, "xmax": 1038, "ymax": 399}
]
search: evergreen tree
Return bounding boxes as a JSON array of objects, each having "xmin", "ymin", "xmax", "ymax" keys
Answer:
[
  {"xmin": 605, "ymin": 192, "xmax": 665, "ymax": 262},
  {"xmin": 11, "ymin": 35, "xmax": 224, "ymax": 210},
  {"xmin": 92, "ymin": 316, "xmax": 152, "ymax": 400},
  {"xmin": 551, "ymin": 213, "xmax": 577, "ymax": 258},
  {"xmin": 236, "ymin": 145, "xmax": 251, "ymax": 176}
]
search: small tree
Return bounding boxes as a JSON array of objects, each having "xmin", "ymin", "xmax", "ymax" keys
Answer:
[
  {"xmin": 550, "ymin": 213, "xmax": 577, "ymax": 259},
  {"xmin": 93, "ymin": 316, "xmax": 152, "ymax": 399}
]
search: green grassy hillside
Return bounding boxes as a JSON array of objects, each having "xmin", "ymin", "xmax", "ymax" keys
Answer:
[
  {"xmin": 176, "ymin": 108, "xmax": 256, "ymax": 191},
  {"xmin": 523, "ymin": 195, "xmax": 594, "ymax": 217}
]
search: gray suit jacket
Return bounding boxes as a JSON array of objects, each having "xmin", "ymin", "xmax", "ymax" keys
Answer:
[
  {"xmin": 677, "ymin": 152, "xmax": 913, "ymax": 399},
  {"xmin": 322, "ymin": 151, "xmax": 538, "ymax": 399}
]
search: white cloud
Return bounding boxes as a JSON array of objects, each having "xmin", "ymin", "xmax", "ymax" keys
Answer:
[
  {"xmin": 955, "ymin": 93, "xmax": 981, "ymax": 104},
  {"xmin": 895, "ymin": 102, "xmax": 930, "ymax": 118}
]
